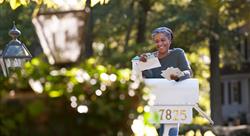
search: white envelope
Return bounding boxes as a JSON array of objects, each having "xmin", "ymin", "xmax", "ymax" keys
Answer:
[{"xmin": 137, "ymin": 57, "xmax": 161, "ymax": 71}]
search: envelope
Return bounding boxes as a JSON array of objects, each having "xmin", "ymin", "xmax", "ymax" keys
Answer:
[{"xmin": 137, "ymin": 57, "xmax": 161, "ymax": 71}]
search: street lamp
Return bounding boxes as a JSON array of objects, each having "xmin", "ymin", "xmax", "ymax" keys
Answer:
[{"xmin": 0, "ymin": 22, "xmax": 32, "ymax": 77}]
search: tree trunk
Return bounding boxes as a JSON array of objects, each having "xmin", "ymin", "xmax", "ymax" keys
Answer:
[
  {"xmin": 209, "ymin": 36, "xmax": 223, "ymax": 125},
  {"xmin": 124, "ymin": 1, "xmax": 135, "ymax": 52},
  {"xmin": 136, "ymin": 0, "xmax": 150, "ymax": 44},
  {"xmin": 81, "ymin": 0, "xmax": 94, "ymax": 59}
]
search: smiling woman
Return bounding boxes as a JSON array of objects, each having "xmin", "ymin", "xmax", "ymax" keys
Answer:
[
  {"xmin": 138, "ymin": 26, "xmax": 193, "ymax": 136},
  {"xmin": 139, "ymin": 27, "xmax": 192, "ymax": 81}
]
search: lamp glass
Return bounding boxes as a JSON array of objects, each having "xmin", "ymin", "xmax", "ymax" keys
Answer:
[{"xmin": 4, "ymin": 44, "xmax": 30, "ymax": 57}]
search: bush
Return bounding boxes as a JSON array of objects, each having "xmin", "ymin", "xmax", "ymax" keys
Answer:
[{"xmin": 0, "ymin": 57, "xmax": 148, "ymax": 136}]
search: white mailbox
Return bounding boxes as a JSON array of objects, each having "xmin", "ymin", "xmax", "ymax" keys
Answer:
[{"xmin": 145, "ymin": 79, "xmax": 199, "ymax": 124}]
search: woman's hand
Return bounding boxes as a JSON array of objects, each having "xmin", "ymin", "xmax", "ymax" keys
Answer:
[
  {"xmin": 139, "ymin": 54, "xmax": 147, "ymax": 62},
  {"xmin": 170, "ymin": 74, "xmax": 179, "ymax": 81}
]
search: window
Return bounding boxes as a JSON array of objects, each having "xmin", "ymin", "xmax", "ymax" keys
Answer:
[
  {"xmin": 244, "ymin": 37, "xmax": 248, "ymax": 60},
  {"xmin": 239, "ymin": 35, "xmax": 250, "ymax": 62},
  {"xmin": 227, "ymin": 81, "xmax": 242, "ymax": 105},
  {"xmin": 221, "ymin": 83, "xmax": 224, "ymax": 105},
  {"xmin": 231, "ymin": 81, "xmax": 242, "ymax": 104},
  {"xmin": 243, "ymin": 35, "xmax": 250, "ymax": 62},
  {"xmin": 228, "ymin": 82, "xmax": 231, "ymax": 104},
  {"xmin": 248, "ymin": 79, "xmax": 250, "ymax": 105}
]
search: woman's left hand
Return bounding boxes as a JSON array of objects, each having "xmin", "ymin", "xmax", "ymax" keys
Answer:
[{"xmin": 170, "ymin": 74, "xmax": 179, "ymax": 81}]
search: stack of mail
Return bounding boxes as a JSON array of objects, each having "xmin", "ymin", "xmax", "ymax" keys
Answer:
[{"xmin": 161, "ymin": 67, "xmax": 184, "ymax": 80}]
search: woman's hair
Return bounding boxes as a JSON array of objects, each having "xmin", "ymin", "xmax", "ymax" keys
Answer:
[{"xmin": 151, "ymin": 27, "xmax": 173, "ymax": 41}]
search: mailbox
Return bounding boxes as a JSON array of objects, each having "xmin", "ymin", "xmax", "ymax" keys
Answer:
[{"xmin": 145, "ymin": 79, "xmax": 199, "ymax": 124}]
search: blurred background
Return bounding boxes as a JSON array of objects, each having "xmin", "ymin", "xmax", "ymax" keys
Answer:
[{"xmin": 1, "ymin": 0, "xmax": 250, "ymax": 136}]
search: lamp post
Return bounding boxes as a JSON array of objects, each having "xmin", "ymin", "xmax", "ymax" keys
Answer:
[{"xmin": 0, "ymin": 22, "xmax": 32, "ymax": 77}]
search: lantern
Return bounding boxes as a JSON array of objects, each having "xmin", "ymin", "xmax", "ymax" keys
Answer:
[{"xmin": 0, "ymin": 22, "xmax": 32, "ymax": 76}]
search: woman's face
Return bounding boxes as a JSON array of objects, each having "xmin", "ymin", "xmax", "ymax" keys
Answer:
[{"xmin": 153, "ymin": 33, "xmax": 171, "ymax": 54}]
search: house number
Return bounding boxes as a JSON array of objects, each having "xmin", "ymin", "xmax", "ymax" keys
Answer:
[{"xmin": 159, "ymin": 109, "xmax": 187, "ymax": 121}]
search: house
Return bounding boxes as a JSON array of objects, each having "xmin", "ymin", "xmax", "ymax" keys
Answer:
[{"xmin": 220, "ymin": 24, "xmax": 250, "ymax": 125}]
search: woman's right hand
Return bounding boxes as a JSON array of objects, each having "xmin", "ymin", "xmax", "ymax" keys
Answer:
[{"xmin": 139, "ymin": 54, "xmax": 147, "ymax": 62}]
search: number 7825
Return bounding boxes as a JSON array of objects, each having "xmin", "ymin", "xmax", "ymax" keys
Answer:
[{"xmin": 159, "ymin": 109, "xmax": 187, "ymax": 121}]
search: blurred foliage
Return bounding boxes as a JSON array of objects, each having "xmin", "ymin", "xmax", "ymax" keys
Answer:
[
  {"xmin": 1, "ymin": 0, "xmax": 58, "ymax": 10},
  {"xmin": 0, "ymin": 0, "xmax": 111, "ymax": 10},
  {"xmin": 0, "ymin": 56, "xmax": 148, "ymax": 136},
  {"xmin": 179, "ymin": 124, "xmax": 215, "ymax": 136}
]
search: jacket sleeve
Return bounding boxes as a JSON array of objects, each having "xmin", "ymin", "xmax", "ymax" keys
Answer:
[{"xmin": 176, "ymin": 48, "xmax": 192, "ymax": 81}]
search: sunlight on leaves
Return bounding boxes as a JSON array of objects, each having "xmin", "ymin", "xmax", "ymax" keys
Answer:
[
  {"xmin": 204, "ymin": 131, "xmax": 216, "ymax": 136},
  {"xmin": 170, "ymin": 0, "xmax": 191, "ymax": 6},
  {"xmin": 87, "ymin": 57, "xmax": 96, "ymax": 65},
  {"xmin": 185, "ymin": 130, "xmax": 195, "ymax": 136},
  {"xmin": 32, "ymin": 0, "xmax": 42, "ymax": 4},
  {"xmin": 31, "ymin": 58, "xmax": 40, "ymax": 66},
  {"xmin": 43, "ymin": 0, "xmax": 57, "ymax": 8},
  {"xmin": 87, "ymin": 0, "xmax": 110, "ymax": 7},
  {"xmin": 195, "ymin": 130, "xmax": 202, "ymax": 136},
  {"xmin": 192, "ymin": 116, "xmax": 209, "ymax": 125},
  {"xmin": 10, "ymin": 0, "xmax": 21, "ymax": 10},
  {"xmin": 152, "ymin": 2, "xmax": 164, "ymax": 12},
  {"xmin": 49, "ymin": 90, "xmax": 63, "ymax": 98},
  {"xmin": 117, "ymin": 68, "xmax": 131, "ymax": 81},
  {"xmin": 40, "ymin": 0, "xmax": 110, "ymax": 9},
  {"xmin": 20, "ymin": 0, "xmax": 29, "ymax": 6},
  {"xmin": 96, "ymin": 65, "xmax": 107, "ymax": 73},
  {"xmin": 228, "ymin": 19, "xmax": 246, "ymax": 30},
  {"xmin": 131, "ymin": 118, "xmax": 158, "ymax": 136}
]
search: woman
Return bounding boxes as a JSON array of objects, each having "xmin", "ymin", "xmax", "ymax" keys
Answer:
[{"xmin": 139, "ymin": 27, "xmax": 192, "ymax": 136}]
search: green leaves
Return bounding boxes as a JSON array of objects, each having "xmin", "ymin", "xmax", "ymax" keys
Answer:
[
  {"xmin": 1, "ymin": 0, "xmax": 111, "ymax": 10},
  {"xmin": 27, "ymin": 100, "xmax": 45, "ymax": 117},
  {"xmin": 2, "ymin": 0, "xmax": 54, "ymax": 10},
  {"xmin": 0, "ymin": 56, "xmax": 148, "ymax": 135},
  {"xmin": 9, "ymin": 0, "xmax": 21, "ymax": 10}
]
